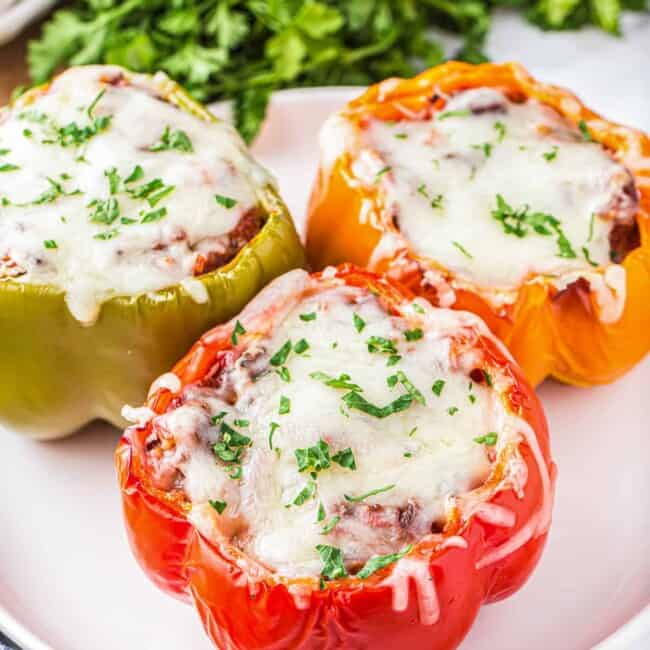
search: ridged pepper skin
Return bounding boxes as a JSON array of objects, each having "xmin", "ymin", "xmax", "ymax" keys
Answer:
[
  {"xmin": 0, "ymin": 71, "xmax": 305, "ymax": 439},
  {"xmin": 305, "ymin": 62, "xmax": 650, "ymax": 387},
  {"xmin": 116, "ymin": 265, "xmax": 555, "ymax": 650}
]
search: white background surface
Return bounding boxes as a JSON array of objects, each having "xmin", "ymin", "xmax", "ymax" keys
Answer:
[{"xmin": 1, "ymin": 10, "xmax": 649, "ymax": 650}]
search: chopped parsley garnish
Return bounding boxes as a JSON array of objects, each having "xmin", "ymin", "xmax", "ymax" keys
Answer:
[
  {"xmin": 412, "ymin": 303, "xmax": 425, "ymax": 314},
  {"xmin": 316, "ymin": 545, "xmax": 347, "ymax": 580},
  {"xmin": 310, "ymin": 371, "xmax": 363, "ymax": 392},
  {"xmin": 437, "ymin": 109, "xmax": 471, "ymax": 120},
  {"xmin": 587, "ymin": 213, "xmax": 596, "ymax": 243},
  {"xmin": 472, "ymin": 142, "xmax": 492, "ymax": 158},
  {"xmin": 231, "ymin": 320, "xmax": 246, "ymax": 345},
  {"xmin": 366, "ymin": 336, "xmax": 397, "ymax": 355},
  {"xmin": 125, "ymin": 165, "xmax": 144, "ymax": 184},
  {"xmin": 208, "ymin": 500, "xmax": 227, "ymax": 514},
  {"xmin": 469, "ymin": 394, "xmax": 477, "ymax": 404},
  {"xmin": 394, "ymin": 132, "xmax": 408, "ymax": 140},
  {"xmin": 86, "ymin": 88, "xmax": 106, "ymax": 119},
  {"xmin": 234, "ymin": 419, "xmax": 249, "ymax": 427},
  {"xmin": 317, "ymin": 502, "xmax": 326, "ymax": 522},
  {"xmin": 0, "ymin": 163, "xmax": 20, "ymax": 173},
  {"xmin": 279, "ymin": 395, "xmax": 291, "ymax": 415},
  {"xmin": 404, "ymin": 328, "xmax": 423, "ymax": 342},
  {"xmin": 395, "ymin": 370, "xmax": 425, "ymax": 405},
  {"xmin": 320, "ymin": 515, "xmax": 341, "ymax": 534},
  {"xmin": 491, "ymin": 194, "xmax": 576, "ymax": 259},
  {"xmin": 374, "ymin": 166, "xmax": 391, "ymax": 183},
  {"xmin": 300, "ymin": 312, "xmax": 317, "ymax": 322},
  {"xmin": 344, "ymin": 484, "xmax": 395, "ymax": 503},
  {"xmin": 578, "ymin": 120, "xmax": 593, "ymax": 142},
  {"xmin": 582, "ymin": 246, "xmax": 599, "ymax": 267},
  {"xmin": 408, "ymin": 426, "xmax": 417, "ymax": 437},
  {"xmin": 88, "ymin": 197, "xmax": 120, "ymax": 224},
  {"xmin": 0, "ymin": 149, "xmax": 9, "ymax": 155},
  {"xmin": 387, "ymin": 374, "xmax": 398, "ymax": 388},
  {"xmin": 474, "ymin": 432, "xmax": 498, "ymax": 446},
  {"xmin": 342, "ymin": 391, "xmax": 414, "ymax": 419},
  {"xmin": 331, "ymin": 447, "xmax": 356, "ymax": 470},
  {"xmin": 276, "ymin": 366, "xmax": 291, "ymax": 382},
  {"xmin": 140, "ymin": 207, "xmax": 168, "ymax": 223},
  {"xmin": 104, "ymin": 167, "xmax": 121, "ymax": 194},
  {"xmin": 211, "ymin": 411, "xmax": 227, "ymax": 424},
  {"xmin": 353, "ymin": 313, "xmax": 366, "ymax": 333},
  {"xmin": 482, "ymin": 370, "xmax": 493, "ymax": 386},
  {"xmin": 229, "ymin": 465, "xmax": 243, "ymax": 480},
  {"xmin": 447, "ymin": 406, "xmax": 459, "ymax": 415},
  {"xmin": 43, "ymin": 239, "xmax": 58, "ymax": 249},
  {"xmin": 494, "ymin": 121, "xmax": 506, "ymax": 142},
  {"xmin": 128, "ymin": 178, "xmax": 164, "ymax": 200},
  {"xmin": 149, "ymin": 125, "xmax": 194, "ymax": 153},
  {"xmin": 295, "ymin": 439, "xmax": 331, "ymax": 474},
  {"xmin": 292, "ymin": 480, "xmax": 316, "ymax": 506},
  {"xmin": 452, "ymin": 241, "xmax": 473, "ymax": 259},
  {"xmin": 212, "ymin": 421, "xmax": 252, "ymax": 471},
  {"xmin": 417, "ymin": 184, "xmax": 444, "ymax": 209},
  {"xmin": 432, "ymin": 379, "xmax": 445, "ymax": 396},
  {"xmin": 387, "ymin": 354, "xmax": 401, "ymax": 367},
  {"xmin": 268, "ymin": 422, "xmax": 279, "ymax": 450},
  {"xmin": 294, "ymin": 338, "xmax": 310, "ymax": 354},
  {"xmin": 215, "ymin": 194, "xmax": 237, "ymax": 209},
  {"xmin": 404, "ymin": 452, "xmax": 413, "ymax": 458},
  {"xmin": 147, "ymin": 185, "xmax": 175, "ymax": 207},
  {"xmin": 23, "ymin": 129, "xmax": 32, "ymax": 137},
  {"xmin": 270, "ymin": 340, "xmax": 292, "ymax": 366},
  {"xmin": 356, "ymin": 545, "xmax": 412, "ymax": 579},
  {"xmin": 543, "ymin": 146, "xmax": 559, "ymax": 162},
  {"xmin": 93, "ymin": 228, "xmax": 119, "ymax": 240}
]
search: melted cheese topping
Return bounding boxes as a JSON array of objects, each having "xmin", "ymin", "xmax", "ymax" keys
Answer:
[
  {"xmin": 142, "ymin": 270, "xmax": 531, "ymax": 579},
  {"xmin": 325, "ymin": 87, "xmax": 637, "ymax": 291},
  {"xmin": 0, "ymin": 66, "xmax": 273, "ymax": 323}
]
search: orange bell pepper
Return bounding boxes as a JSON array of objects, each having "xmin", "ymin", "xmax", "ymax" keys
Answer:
[{"xmin": 306, "ymin": 62, "xmax": 650, "ymax": 386}]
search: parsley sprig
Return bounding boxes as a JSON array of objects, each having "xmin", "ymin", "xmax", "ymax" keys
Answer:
[{"xmin": 29, "ymin": 2, "xmax": 628, "ymax": 144}]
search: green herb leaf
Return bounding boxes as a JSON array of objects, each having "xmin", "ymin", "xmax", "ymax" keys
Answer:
[
  {"xmin": 452, "ymin": 241, "xmax": 473, "ymax": 259},
  {"xmin": 356, "ymin": 545, "xmax": 412, "ymax": 579},
  {"xmin": 353, "ymin": 313, "xmax": 366, "ymax": 333},
  {"xmin": 279, "ymin": 395, "xmax": 291, "ymax": 415},
  {"xmin": 43, "ymin": 239, "xmax": 58, "ymax": 249},
  {"xmin": 215, "ymin": 194, "xmax": 237, "ymax": 209},
  {"xmin": 316, "ymin": 544, "xmax": 347, "ymax": 580},
  {"xmin": 293, "ymin": 480, "xmax": 317, "ymax": 506},
  {"xmin": 474, "ymin": 432, "xmax": 498, "ymax": 446},
  {"xmin": 578, "ymin": 120, "xmax": 593, "ymax": 142},
  {"xmin": 300, "ymin": 312, "xmax": 317, "ymax": 322},
  {"xmin": 404, "ymin": 328, "xmax": 423, "ymax": 342},
  {"xmin": 276, "ymin": 366, "xmax": 291, "ymax": 382},
  {"xmin": 331, "ymin": 448, "xmax": 356, "ymax": 470},
  {"xmin": 344, "ymin": 484, "xmax": 395, "ymax": 503},
  {"xmin": 150, "ymin": 125, "xmax": 194, "ymax": 153},
  {"xmin": 208, "ymin": 500, "xmax": 227, "ymax": 514},
  {"xmin": 320, "ymin": 515, "xmax": 341, "ymax": 535},
  {"xmin": 310, "ymin": 371, "xmax": 363, "ymax": 392},
  {"xmin": 432, "ymin": 379, "xmax": 445, "ymax": 396},
  {"xmin": 140, "ymin": 207, "xmax": 168, "ymax": 223},
  {"xmin": 295, "ymin": 439, "xmax": 331, "ymax": 474},
  {"xmin": 438, "ymin": 109, "xmax": 471, "ymax": 120},
  {"xmin": 231, "ymin": 320, "xmax": 246, "ymax": 345},
  {"xmin": 294, "ymin": 338, "xmax": 310, "ymax": 354},
  {"xmin": 268, "ymin": 422, "xmax": 279, "ymax": 450},
  {"xmin": 270, "ymin": 340, "xmax": 292, "ymax": 367}
]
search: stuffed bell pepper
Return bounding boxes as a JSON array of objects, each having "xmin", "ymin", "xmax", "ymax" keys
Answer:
[
  {"xmin": 116, "ymin": 265, "xmax": 555, "ymax": 650},
  {"xmin": 0, "ymin": 65, "xmax": 304, "ymax": 438},
  {"xmin": 306, "ymin": 62, "xmax": 650, "ymax": 386}
]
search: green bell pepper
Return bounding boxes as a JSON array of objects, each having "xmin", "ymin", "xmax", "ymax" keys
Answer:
[{"xmin": 0, "ymin": 70, "xmax": 305, "ymax": 439}]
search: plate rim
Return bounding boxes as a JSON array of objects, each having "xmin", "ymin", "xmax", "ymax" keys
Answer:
[{"xmin": 0, "ymin": 84, "xmax": 648, "ymax": 650}]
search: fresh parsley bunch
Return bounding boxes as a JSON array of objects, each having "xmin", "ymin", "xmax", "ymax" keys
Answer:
[{"xmin": 28, "ymin": 0, "xmax": 647, "ymax": 142}]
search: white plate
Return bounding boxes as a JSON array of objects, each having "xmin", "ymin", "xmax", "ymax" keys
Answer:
[{"xmin": 2, "ymin": 42, "xmax": 650, "ymax": 650}]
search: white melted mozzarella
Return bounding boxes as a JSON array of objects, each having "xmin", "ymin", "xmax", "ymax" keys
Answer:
[
  {"xmin": 336, "ymin": 88, "xmax": 636, "ymax": 290},
  {"xmin": 150, "ymin": 279, "xmax": 522, "ymax": 579},
  {"xmin": 0, "ymin": 66, "xmax": 273, "ymax": 323}
]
